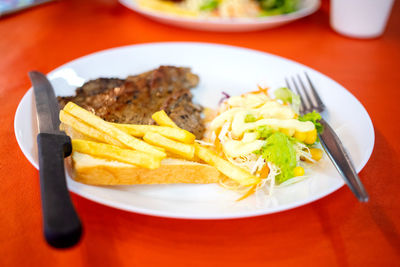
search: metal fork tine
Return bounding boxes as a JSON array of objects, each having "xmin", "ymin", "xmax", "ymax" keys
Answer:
[
  {"xmin": 296, "ymin": 74, "xmax": 316, "ymax": 113},
  {"xmin": 284, "ymin": 77, "xmax": 290, "ymax": 89},
  {"xmin": 286, "ymin": 77, "xmax": 304, "ymax": 114},
  {"xmin": 285, "ymin": 78, "xmax": 303, "ymax": 114},
  {"xmin": 291, "ymin": 77, "xmax": 311, "ymax": 112},
  {"xmin": 304, "ymin": 72, "xmax": 326, "ymax": 111}
]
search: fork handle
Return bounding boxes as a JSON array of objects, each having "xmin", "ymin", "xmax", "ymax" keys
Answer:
[{"xmin": 318, "ymin": 118, "xmax": 369, "ymax": 202}]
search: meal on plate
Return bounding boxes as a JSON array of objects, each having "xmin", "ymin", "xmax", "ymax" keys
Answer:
[
  {"xmin": 137, "ymin": 0, "xmax": 299, "ymax": 18},
  {"xmin": 59, "ymin": 66, "xmax": 323, "ymax": 199}
]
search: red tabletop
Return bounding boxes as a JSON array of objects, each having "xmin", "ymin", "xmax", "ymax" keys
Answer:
[{"xmin": 1, "ymin": 0, "xmax": 399, "ymax": 266}]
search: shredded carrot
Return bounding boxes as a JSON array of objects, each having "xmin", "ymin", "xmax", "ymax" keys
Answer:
[
  {"xmin": 236, "ymin": 163, "xmax": 270, "ymax": 201},
  {"xmin": 258, "ymin": 85, "xmax": 270, "ymax": 94},
  {"xmin": 236, "ymin": 184, "xmax": 257, "ymax": 201},
  {"xmin": 259, "ymin": 164, "xmax": 270, "ymax": 178}
]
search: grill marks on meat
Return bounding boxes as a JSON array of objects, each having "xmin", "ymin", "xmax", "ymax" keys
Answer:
[
  {"xmin": 58, "ymin": 78, "xmax": 125, "ymax": 116},
  {"xmin": 58, "ymin": 66, "xmax": 205, "ymax": 139}
]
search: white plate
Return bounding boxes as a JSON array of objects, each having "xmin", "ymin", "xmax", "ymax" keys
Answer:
[
  {"xmin": 14, "ymin": 42, "xmax": 374, "ymax": 219},
  {"xmin": 119, "ymin": 0, "xmax": 320, "ymax": 31}
]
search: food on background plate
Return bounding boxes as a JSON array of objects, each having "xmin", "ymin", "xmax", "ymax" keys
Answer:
[{"xmin": 137, "ymin": 0, "xmax": 299, "ymax": 18}]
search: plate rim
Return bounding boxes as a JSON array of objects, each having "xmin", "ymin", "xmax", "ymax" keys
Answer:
[
  {"xmin": 67, "ymin": 178, "xmax": 346, "ymax": 220},
  {"xmin": 14, "ymin": 41, "xmax": 375, "ymax": 219}
]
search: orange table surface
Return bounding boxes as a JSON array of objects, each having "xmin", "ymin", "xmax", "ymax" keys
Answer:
[{"xmin": 1, "ymin": 0, "xmax": 399, "ymax": 266}]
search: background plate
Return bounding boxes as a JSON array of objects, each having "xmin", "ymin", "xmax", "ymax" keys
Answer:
[
  {"xmin": 119, "ymin": 0, "xmax": 320, "ymax": 32},
  {"xmin": 14, "ymin": 42, "xmax": 374, "ymax": 219}
]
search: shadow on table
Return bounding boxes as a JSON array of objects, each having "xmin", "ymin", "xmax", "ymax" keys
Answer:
[
  {"xmin": 312, "ymin": 129, "xmax": 400, "ymax": 266},
  {"xmin": 364, "ymin": 130, "xmax": 400, "ymax": 251}
]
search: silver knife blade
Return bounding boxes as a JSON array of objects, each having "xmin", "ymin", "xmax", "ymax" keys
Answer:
[{"xmin": 29, "ymin": 71, "xmax": 61, "ymax": 134}]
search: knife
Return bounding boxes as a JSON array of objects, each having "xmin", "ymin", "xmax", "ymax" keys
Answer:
[{"xmin": 29, "ymin": 71, "xmax": 82, "ymax": 248}]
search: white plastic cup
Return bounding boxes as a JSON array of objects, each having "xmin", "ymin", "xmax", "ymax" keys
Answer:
[{"xmin": 330, "ymin": 0, "xmax": 395, "ymax": 39}]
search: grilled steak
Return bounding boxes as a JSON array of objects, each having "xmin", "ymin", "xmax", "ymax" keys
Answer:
[{"xmin": 58, "ymin": 66, "xmax": 205, "ymax": 139}]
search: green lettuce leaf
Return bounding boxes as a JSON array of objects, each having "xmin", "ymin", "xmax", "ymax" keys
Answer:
[
  {"xmin": 245, "ymin": 113, "xmax": 257, "ymax": 123},
  {"xmin": 257, "ymin": 125, "xmax": 274, "ymax": 139},
  {"xmin": 256, "ymin": 132, "xmax": 297, "ymax": 183},
  {"xmin": 257, "ymin": 0, "xmax": 298, "ymax": 15},
  {"xmin": 299, "ymin": 111, "xmax": 323, "ymax": 134},
  {"xmin": 274, "ymin": 87, "xmax": 300, "ymax": 114},
  {"xmin": 200, "ymin": 0, "xmax": 219, "ymax": 11}
]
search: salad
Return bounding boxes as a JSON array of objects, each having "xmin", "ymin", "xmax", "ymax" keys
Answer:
[
  {"xmin": 137, "ymin": 0, "xmax": 299, "ymax": 18},
  {"xmin": 203, "ymin": 86, "xmax": 323, "ymax": 198}
]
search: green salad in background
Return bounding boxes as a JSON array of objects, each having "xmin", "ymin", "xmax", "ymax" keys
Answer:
[
  {"xmin": 257, "ymin": 0, "xmax": 299, "ymax": 16},
  {"xmin": 138, "ymin": 0, "xmax": 300, "ymax": 18}
]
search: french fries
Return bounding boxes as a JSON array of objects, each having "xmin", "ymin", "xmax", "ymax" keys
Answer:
[
  {"xmin": 61, "ymin": 101, "xmax": 260, "ymax": 190},
  {"xmin": 114, "ymin": 124, "xmax": 195, "ymax": 144},
  {"xmin": 194, "ymin": 143, "xmax": 260, "ymax": 186},
  {"xmin": 143, "ymin": 132, "xmax": 195, "ymax": 160},
  {"xmin": 60, "ymin": 110, "xmax": 124, "ymax": 147},
  {"xmin": 72, "ymin": 139, "xmax": 161, "ymax": 169},
  {"xmin": 151, "ymin": 110, "xmax": 179, "ymax": 128},
  {"xmin": 63, "ymin": 102, "xmax": 166, "ymax": 158}
]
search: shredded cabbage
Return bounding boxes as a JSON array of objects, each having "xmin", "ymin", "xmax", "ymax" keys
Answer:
[
  {"xmin": 195, "ymin": 140, "xmax": 214, "ymax": 146},
  {"xmin": 207, "ymin": 85, "xmax": 322, "ymax": 201}
]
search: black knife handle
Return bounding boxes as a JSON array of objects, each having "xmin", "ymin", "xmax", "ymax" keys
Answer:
[{"xmin": 37, "ymin": 133, "xmax": 82, "ymax": 248}]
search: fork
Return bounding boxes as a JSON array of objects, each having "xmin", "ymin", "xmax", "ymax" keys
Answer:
[{"xmin": 285, "ymin": 73, "xmax": 369, "ymax": 202}]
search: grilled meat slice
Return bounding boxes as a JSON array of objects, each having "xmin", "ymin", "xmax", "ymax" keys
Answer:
[{"xmin": 58, "ymin": 66, "xmax": 205, "ymax": 139}]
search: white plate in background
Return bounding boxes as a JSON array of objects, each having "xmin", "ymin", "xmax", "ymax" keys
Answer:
[
  {"xmin": 119, "ymin": 0, "xmax": 320, "ymax": 31},
  {"xmin": 14, "ymin": 42, "xmax": 374, "ymax": 219}
]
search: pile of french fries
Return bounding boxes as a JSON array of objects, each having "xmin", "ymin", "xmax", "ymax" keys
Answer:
[{"xmin": 60, "ymin": 102, "xmax": 260, "ymax": 187}]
